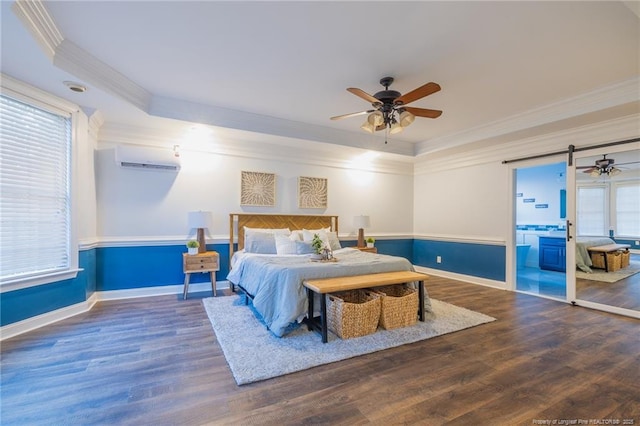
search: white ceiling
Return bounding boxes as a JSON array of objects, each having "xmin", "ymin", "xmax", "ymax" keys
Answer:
[{"xmin": 1, "ymin": 1, "xmax": 639, "ymax": 158}]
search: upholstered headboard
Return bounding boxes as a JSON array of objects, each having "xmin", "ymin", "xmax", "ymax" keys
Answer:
[{"xmin": 229, "ymin": 213, "xmax": 339, "ymax": 262}]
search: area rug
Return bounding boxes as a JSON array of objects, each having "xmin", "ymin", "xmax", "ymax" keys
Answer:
[
  {"xmin": 202, "ymin": 295, "xmax": 495, "ymax": 385},
  {"xmin": 577, "ymin": 260, "xmax": 640, "ymax": 283}
]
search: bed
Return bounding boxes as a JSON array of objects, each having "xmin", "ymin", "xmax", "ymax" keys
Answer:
[
  {"xmin": 576, "ymin": 236, "xmax": 615, "ymax": 273},
  {"xmin": 226, "ymin": 213, "xmax": 432, "ymax": 337}
]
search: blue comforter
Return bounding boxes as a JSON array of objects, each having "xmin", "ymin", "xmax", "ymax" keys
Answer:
[{"xmin": 227, "ymin": 248, "xmax": 425, "ymax": 337}]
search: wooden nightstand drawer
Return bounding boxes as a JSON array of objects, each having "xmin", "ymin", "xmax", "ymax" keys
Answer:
[{"xmin": 183, "ymin": 253, "xmax": 219, "ymax": 272}]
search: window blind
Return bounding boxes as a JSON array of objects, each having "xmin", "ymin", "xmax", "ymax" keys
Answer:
[
  {"xmin": 0, "ymin": 94, "xmax": 71, "ymax": 282},
  {"xmin": 577, "ymin": 186, "xmax": 606, "ymax": 236},
  {"xmin": 616, "ymin": 183, "xmax": 640, "ymax": 238}
]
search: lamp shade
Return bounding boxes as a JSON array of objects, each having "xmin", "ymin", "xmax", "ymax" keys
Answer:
[
  {"xmin": 368, "ymin": 111, "xmax": 384, "ymax": 127},
  {"xmin": 353, "ymin": 215, "xmax": 370, "ymax": 229},
  {"xmin": 361, "ymin": 121, "xmax": 375, "ymax": 133},
  {"xmin": 188, "ymin": 211, "xmax": 213, "ymax": 229},
  {"xmin": 399, "ymin": 110, "xmax": 415, "ymax": 127},
  {"xmin": 389, "ymin": 121, "xmax": 403, "ymax": 134}
]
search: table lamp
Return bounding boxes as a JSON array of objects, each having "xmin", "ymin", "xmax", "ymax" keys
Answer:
[
  {"xmin": 188, "ymin": 211, "xmax": 213, "ymax": 253},
  {"xmin": 353, "ymin": 215, "xmax": 370, "ymax": 248}
]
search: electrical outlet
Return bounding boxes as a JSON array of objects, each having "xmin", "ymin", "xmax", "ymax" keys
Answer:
[{"xmin": 436, "ymin": 256, "xmax": 442, "ymax": 264}]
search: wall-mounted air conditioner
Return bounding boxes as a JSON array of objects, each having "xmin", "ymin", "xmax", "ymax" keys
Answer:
[{"xmin": 115, "ymin": 145, "xmax": 181, "ymax": 172}]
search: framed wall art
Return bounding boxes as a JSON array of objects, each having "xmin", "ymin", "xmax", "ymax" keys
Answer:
[
  {"xmin": 298, "ymin": 176, "xmax": 327, "ymax": 209},
  {"xmin": 241, "ymin": 171, "xmax": 276, "ymax": 206}
]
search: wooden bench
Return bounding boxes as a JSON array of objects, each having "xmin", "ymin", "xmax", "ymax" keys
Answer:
[
  {"xmin": 303, "ymin": 271, "xmax": 428, "ymax": 343},
  {"xmin": 587, "ymin": 243, "xmax": 631, "ymax": 272}
]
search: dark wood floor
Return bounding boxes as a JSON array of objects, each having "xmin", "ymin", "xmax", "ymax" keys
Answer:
[
  {"xmin": 2, "ymin": 277, "xmax": 639, "ymax": 425},
  {"xmin": 576, "ymin": 257, "xmax": 640, "ymax": 310}
]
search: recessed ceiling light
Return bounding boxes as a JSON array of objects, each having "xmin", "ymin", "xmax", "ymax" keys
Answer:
[{"xmin": 63, "ymin": 81, "xmax": 87, "ymax": 93}]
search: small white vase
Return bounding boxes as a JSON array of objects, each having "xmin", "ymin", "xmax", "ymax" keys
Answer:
[
  {"xmin": 188, "ymin": 247, "xmax": 198, "ymax": 255},
  {"xmin": 366, "ymin": 242, "xmax": 374, "ymax": 248}
]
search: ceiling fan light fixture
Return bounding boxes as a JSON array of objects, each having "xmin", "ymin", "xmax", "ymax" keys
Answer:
[
  {"xmin": 399, "ymin": 109, "xmax": 415, "ymax": 127},
  {"xmin": 590, "ymin": 169, "xmax": 602, "ymax": 178},
  {"xmin": 368, "ymin": 111, "xmax": 384, "ymax": 127},
  {"xmin": 608, "ymin": 167, "xmax": 621, "ymax": 176},
  {"xmin": 361, "ymin": 121, "xmax": 375, "ymax": 133},
  {"xmin": 389, "ymin": 121, "xmax": 403, "ymax": 134}
]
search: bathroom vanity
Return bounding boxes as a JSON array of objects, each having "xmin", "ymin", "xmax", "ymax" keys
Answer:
[{"xmin": 538, "ymin": 235, "xmax": 566, "ymax": 272}]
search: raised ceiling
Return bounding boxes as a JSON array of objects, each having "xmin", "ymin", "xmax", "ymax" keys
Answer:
[{"xmin": 1, "ymin": 1, "xmax": 639, "ymax": 158}]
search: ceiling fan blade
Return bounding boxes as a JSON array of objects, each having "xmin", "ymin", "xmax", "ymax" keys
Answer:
[
  {"xmin": 394, "ymin": 82, "xmax": 441, "ymax": 105},
  {"xmin": 347, "ymin": 88, "xmax": 381, "ymax": 105},
  {"xmin": 582, "ymin": 167, "xmax": 596, "ymax": 173},
  {"xmin": 404, "ymin": 107, "xmax": 443, "ymax": 119},
  {"xmin": 330, "ymin": 110, "xmax": 374, "ymax": 121}
]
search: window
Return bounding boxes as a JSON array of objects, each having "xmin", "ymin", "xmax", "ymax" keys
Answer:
[
  {"xmin": 577, "ymin": 185, "xmax": 606, "ymax": 236},
  {"xmin": 616, "ymin": 182, "xmax": 640, "ymax": 237},
  {"xmin": 0, "ymin": 94, "xmax": 72, "ymax": 285}
]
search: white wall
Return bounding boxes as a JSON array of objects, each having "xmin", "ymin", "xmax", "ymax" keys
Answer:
[
  {"xmin": 95, "ymin": 143, "xmax": 414, "ymax": 242},
  {"xmin": 413, "ymin": 162, "xmax": 508, "ymax": 242}
]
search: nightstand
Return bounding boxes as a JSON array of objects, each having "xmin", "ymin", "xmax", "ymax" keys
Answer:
[
  {"xmin": 356, "ymin": 246, "xmax": 377, "ymax": 253},
  {"xmin": 183, "ymin": 251, "xmax": 219, "ymax": 299}
]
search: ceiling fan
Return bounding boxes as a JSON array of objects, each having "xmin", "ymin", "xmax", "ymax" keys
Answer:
[
  {"xmin": 330, "ymin": 77, "xmax": 442, "ymax": 135},
  {"xmin": 576, "ymin": 154, "xmax": 638, "ymax": 177}
]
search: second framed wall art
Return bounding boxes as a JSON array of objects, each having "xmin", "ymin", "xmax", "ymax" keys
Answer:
[{"xmin": 298, "ymin": 176, "xmax": 327, "ymax": 209}]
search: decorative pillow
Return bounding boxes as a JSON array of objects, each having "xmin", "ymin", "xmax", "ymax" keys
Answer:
[
  {"xmin": 275, "ymin": 234, "xmax": 298, "ymax": 255},
  {"xmin": 295, "ymin": 240, "xmax": 315, "ymax": 255},
  {"xmin": 244, "ymin": 232, "xmax": 277, "ymax": 254},
  {"xmin": 302, "ymin": 227, "xmax": 331, "ymax": 243},
  {"xmin": 289, "ymin": 230, "xmax": 303, "ymax": 241},
  {"xmin": 325, "ymin": 231, "xmax": 342, "ymax": 251}
]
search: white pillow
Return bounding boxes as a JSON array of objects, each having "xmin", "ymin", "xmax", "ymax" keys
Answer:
[
  {"xmin": 289, "ymin": 230, "xmax": 303, "ymax": 241},
  {"xmin": 275, "ymin": 234, "xmax": 298, "ymax": 255},
  {"xmin": 325, "ymin": 231, "xmax": 342, "ymax": 251},
  {"xmin": 302, "ymin": 227, "xmax": 331, "ymax": 243}
]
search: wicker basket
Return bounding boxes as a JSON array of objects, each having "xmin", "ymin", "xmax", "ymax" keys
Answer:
[
  {"xmin": 373, "ymin": 284, "xmax": 419, "ymax": 330},
  {"xmin": 327, "ymin": 289, "xmax": 381, "ymax": 339},
  {"xmin": 591, "ymin": 251, "xmax": 622, "ymax": 272},
  {"xmin": 620, "ymin": 250, "xmax": 630, "ymax": 268}
]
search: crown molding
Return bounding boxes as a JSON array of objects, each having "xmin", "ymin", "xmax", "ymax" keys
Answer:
[
  {"xmin": 12, "ymin": 0, "xmax": 63, "ymax": 60},
  {"xmin": 414, "ymin": 114, "xmax": 640, "ymax": 175},
  {"xmin": 12, "ymin": 0, "xmax": 151, "ymax": 112},
  {"xmin": 415, "ymin": 77, "xmax": 640, "ymax": 157},
  {"xmin": 87, "ymin": 110, "xmax": 104, "ymax": 139},
  {"xmin": 53, "ymin": 40, "xmax": 151, "ymax": 112}
]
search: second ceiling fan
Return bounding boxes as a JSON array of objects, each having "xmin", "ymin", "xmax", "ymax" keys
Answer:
[{"xmin": 331, "ymin": 76, "xmax": 442, "ymax": 134}]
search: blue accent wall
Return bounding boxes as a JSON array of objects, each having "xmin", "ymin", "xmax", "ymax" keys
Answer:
[
  {"xmin": 1, "ymin": 249, "xmax": 96, "ymax": 326},
  {"xmin": 413, "ymin": 239, "xmax": 506, "ymax": 281},
  {"xmin": 96, "ymin": 244, "xmax": 230, "ymax": 291},
  {"xmin": 2, "ymin": 239, "xmax": 508, "ymax": 327},
  {"xmin": 341, "ymin": 238, "xmax": 413, "ymax": 260}
]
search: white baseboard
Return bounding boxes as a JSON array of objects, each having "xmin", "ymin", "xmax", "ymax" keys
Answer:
[
  {"xmin": 1, "ymin": 282, "xmax": 231, "ymax": 341},
  {"xmin": 97, "ymin": 281, "xmax": 229, "ymax": 301},
  {"xmin": 413, "ymin": 266, "xmax": 507, "ymax": 290},
  {"xmin": 1, "ymin": 293, "xmax": 98, "ymax": 341}
]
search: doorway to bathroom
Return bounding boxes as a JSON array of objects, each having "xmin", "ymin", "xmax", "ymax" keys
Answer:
[{"xmin": 515, "ymin": 162, "xmax": 567, "ymax": 299}]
